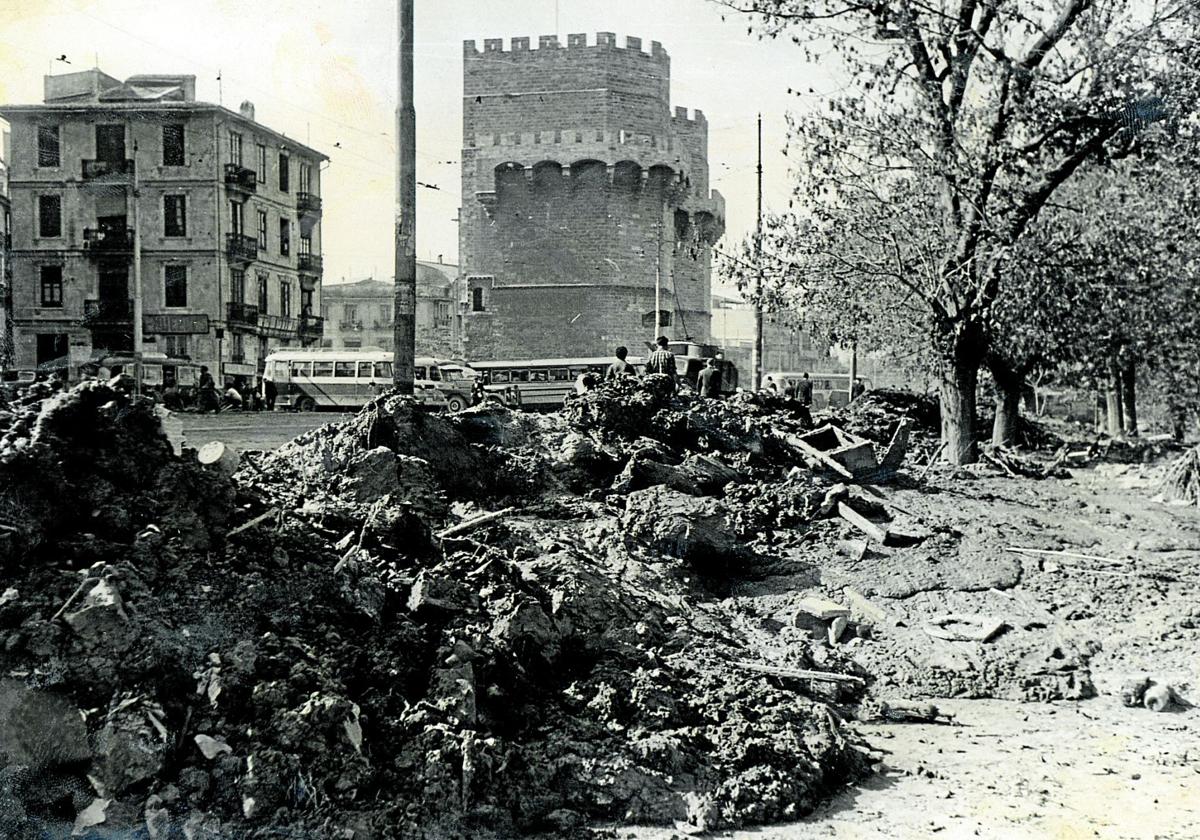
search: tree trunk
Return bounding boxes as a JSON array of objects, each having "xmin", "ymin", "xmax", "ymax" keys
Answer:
[
  {"xmin": 1105, "ymin": 359, "xmax": 1124, "ymax": 437},
  {"xmin": 1121, "ymin": 359, "xmax": 1138, "ymax": 437},
  {"xmin": 988, "ymin": 364, "xmax": 1027, "ymax": 448},
  {"xmin": 940, "ymin": 361, "xmax": 980, "ymax": 465},
  {"xmin": 1022, "ymin": 383, "xmax": 1038, "ymax": 416}
]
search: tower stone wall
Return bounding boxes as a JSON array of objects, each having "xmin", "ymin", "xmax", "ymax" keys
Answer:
[{"xmin": 460, "ymin": 33, "xmax": 724, "ymax": 360}]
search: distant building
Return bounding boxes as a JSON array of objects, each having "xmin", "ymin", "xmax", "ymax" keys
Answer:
[
  {"xmin": 1, "ymin": 126, "xmax": 11, "ymax": 368},
  {"xmin": 321, "ymin": 259, "xmax": 461, "ymax": 356},
  {"xmin": 459, "ymin": 33, "xmax": 724, "ymax": 361},
  {"xmin": 710, "ymin": 293, "xmax": 830, "ymax": 380},
  {"xmin": 0, "ymin": 69, "xmax": 327, "ymax": 384}
]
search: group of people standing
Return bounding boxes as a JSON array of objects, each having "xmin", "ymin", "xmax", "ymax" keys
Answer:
[{"xmin": 588, "ymin": 336, "xmax": 726, "ymax": 398}]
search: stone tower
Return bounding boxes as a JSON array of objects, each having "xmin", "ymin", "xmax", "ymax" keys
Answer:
[{"xmin": 459, "ymin": 33, "xmax": 725, "ymax": 360}]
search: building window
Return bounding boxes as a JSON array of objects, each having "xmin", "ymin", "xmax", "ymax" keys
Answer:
[
  {"xmin": 230, "ymin": 200, "xmax": 244, "ymax": 236},
  {"xmin": 232, "ymin": 332, "xmax": 245, "ymax": 363},
  {"xmin": 231, "ymin": 268, "xmax": 245, "ymax": 304},
  {"xmin": 299, "ymin": 161, "xmax": 312, "ymax": 193},
  {"xmin": 278, "ymin": 153, "xmax": 290, "ymax": 192},
  {"xmin": 38, "ymin": 195, "xmax": 62, "ymax": 237},
  {"xmin": 257, "ymin": 273, "xmax": 269, "ymax": 311},
  {"xmin": 379, "ymin": 304, "xmax": 392, "ymax": 324},
  {"xmin": 301, "ymin": 289, "xmax": 313, "ymax": 316},
  {"xmin": 257, "ymin": 143, "xmax": 268, "ymax": 183},
  {"xmin": 279, "ymin": 218, "xmax": 290, "ymax": 256},
  {"xmin": 279, "ymin": 280, "xmax": 292, "ymax": 317},
  {"xmin": 299, "ymin": 234, "xmax": 312, "ymax": 256},
  {"xmin": 435, "ymin": 301, "xmax": 450, "ymax": 326},
  {"xmin": 40, "ymin": 266, "xmax": 63, "ymax": 307},
  {"xmin": 229, "ymin": 131, "xmax": 243, "ymax": 166},
  {"xmin": 163, "ymin": 124, "xmax": 185, "ymax": 166},
  {"xmin": 343, "ymin": 304, "xmax": 358, "ymax": 325},
  {"xmin": 164, "ymin": 195, "xmax": 187, "ymax": 237},
  {"xmin": 471, "ymin": 287, "xmax": 485, "ymax": 312},
  {"xmin": 257, "ymin": 210, "xmax": 268, "ymax": 250},
  {"xmin": 165, "ymin": 265, "xmax": 188, "ymax": 308},
  {"xmin": 575, "ymin": 131, "xmax": 583, "ymax": 143},
  {"xmin": 37, "ymin": 126, "xmax": 61, "ymax": 167},
  {"xmin": 164, "ymin": 334, "xmax": 189, "ymax": 359},
  {"xmin": 344, "ymin": 338, "xmax": 362, "ymax": 349}
]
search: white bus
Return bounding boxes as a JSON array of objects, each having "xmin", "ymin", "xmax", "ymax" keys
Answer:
[
  {"xmin": 263, "ymin": 349, "xmax": 448, "ymax": 411},
  {"xmin": 470, "ymin": 356, "xmax": 647, "ymax": 409}
]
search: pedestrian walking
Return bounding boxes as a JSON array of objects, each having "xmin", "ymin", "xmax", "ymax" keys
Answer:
[{"xmin": 697, "ymin": 357, "xmax": 723, "ymax": 398}]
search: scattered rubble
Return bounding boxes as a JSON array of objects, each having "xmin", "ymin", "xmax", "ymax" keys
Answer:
[{"xmin": 0, "ymin": 376, "xmax": 1191, "ymax": 837}]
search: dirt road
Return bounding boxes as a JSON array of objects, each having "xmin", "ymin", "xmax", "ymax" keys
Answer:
[{"xmin": 177, "ymin": 410, "xmax": 352, "ymax": 451}]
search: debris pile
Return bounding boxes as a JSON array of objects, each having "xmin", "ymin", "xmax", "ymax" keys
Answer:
[{"xmin": 0, "ymin": 381, "xmax": 872, "ymax": 839}]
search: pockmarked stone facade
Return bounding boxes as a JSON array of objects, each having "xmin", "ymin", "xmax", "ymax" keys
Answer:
[{"xmin": 459, "ymin": 33, "xmax": 725, "ymax": 361}]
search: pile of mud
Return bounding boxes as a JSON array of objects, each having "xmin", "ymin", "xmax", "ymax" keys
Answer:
[{"xmin": 0, "ymin": 381, "xmax": 868, "ymax": 839}]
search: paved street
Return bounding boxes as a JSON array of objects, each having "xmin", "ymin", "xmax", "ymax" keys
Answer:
[{"xmin": 177, "ymin": 410, "xmax": 353, "ymax": 452}]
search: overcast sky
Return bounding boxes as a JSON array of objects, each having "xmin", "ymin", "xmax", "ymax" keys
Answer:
[{"xmin": 0, "ymin": 0, "xmax": 841, "ymax": 291}]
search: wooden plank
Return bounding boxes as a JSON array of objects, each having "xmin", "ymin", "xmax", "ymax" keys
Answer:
[
  {"xmin": 796, "ymin": 595, "xmax": 851, "ymax": 620},
  {"xmin": 733, "ymin": 660, "xmax": 866, "ymax": 685},
  {"xmin": 783, "ymin": 434, "xmax": 856, "ymax": 480},
  {"xmin": 837, "ymin": 502, "xmax": 890, "ymax": 543},
  {"xmin": 436, "ymin": 507, "xmax": 515, "ymax": 540}
]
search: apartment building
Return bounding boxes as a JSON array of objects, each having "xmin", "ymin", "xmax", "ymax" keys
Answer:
[
  {"xmin": 321, "ymin": 259, "xmax": 462, "ymax": 357},
  {"xmin": 0, "ymin": 69, "xmax": 327, "ymax": 385}
]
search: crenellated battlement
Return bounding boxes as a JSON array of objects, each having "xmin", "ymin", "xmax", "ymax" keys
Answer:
[
  {"xmin": 672, "ymin": 106, "xmax": 707, "ymax": 127},
  {"xmin": 464, "ymin": 33, "xmax": 669, "ymax": 61}
]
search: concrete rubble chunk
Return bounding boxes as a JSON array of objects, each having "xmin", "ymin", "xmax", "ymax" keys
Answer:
[
  {"xmin": 72, "ymin": 798, "xmax": 112, "ymax": 836},
  {"xmin": 0, "ymin": 679, "xmax": 91, "ymax": 771},
  {"xmin": 63, "ymin": 576, "xmax": 128, "ymax": 638},
  {"xmin": 194, "ymin": 733, "xmax": 233, "ymax": 760},
  {"xmin": 796, "ymin": 596, "xmax": 851, "ymax": 621}
]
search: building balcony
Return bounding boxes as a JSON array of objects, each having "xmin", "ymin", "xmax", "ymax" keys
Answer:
[
  {"xmin": 224, "ymin": 163, "xmax": 258, "ymax": 193},
  {"xmin": 259, "ymin": 313, "xmax": 298, "ymax": 338},
  {"xmin": 339, "ymin": 319, "xmax": 364, "ymax": 331},
  {"xmin": 297, "ymin": 192, "xmax": 322, "ymax": 215},
  {"xmin": 82, "ymin": 159, "xmax": 135, "ymax": 182},
  {"xmin": 226, "ymin": 301, "xmax": 259, "ymax": 329},
  {"xmin": 299, "ymin": 314, "xmax": 324, "ymax": 343},
  {"xmin": 373, "ymin": 320, "xmax": 393, "ymax": 330},
  {"xmin": 82, "ymin": 298, "xmax": 133, "ymax": 327},
  {"xmin": 297, "ymin": 253, "xmax": 323, "ymax": 275},
  {"xmin": 83, "ymin": 227, "xmax": 135, "ymax": 258},
  {"xmin": 225, "ymin": 232, "xmax": 258, "ymax": 263}
]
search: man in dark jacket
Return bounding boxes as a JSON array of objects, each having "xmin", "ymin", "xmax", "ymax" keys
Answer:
[{"xmin": 697, "ymin": 357, "xmax": 723, "ymax": 398}]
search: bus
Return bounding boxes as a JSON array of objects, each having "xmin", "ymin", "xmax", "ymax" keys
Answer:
[
  {"xmin": 762, "ymin": 371, "xmax": 872, "ymax": 409},
  {"xmin": 469, "ymin": 357, "xmax": 646, "ymax": 409},
  {"xmin": 263, "ymin": 349, "xmax": 448, "ymax": 411}
]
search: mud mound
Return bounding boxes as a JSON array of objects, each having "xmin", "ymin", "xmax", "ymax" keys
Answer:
[
  {"xmin": 0, "ymin": 384, "xmax": 868, "ymax": 839},
  {"xmin": 0, "ymin": 381, "xmax": 230, "ymax": 570},
  {"xmin": 831, "ymin": 389, "xmax": 940, "ymax": 445}
]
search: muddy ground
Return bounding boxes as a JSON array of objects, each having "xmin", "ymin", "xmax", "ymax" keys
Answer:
[
  {"xmin": 617, "ymin": 463, "xmax": 1200, "ymax": 839},
  {"xmin": 0, "ymin": 379, "xmax": 1196, "ymax": 839}
]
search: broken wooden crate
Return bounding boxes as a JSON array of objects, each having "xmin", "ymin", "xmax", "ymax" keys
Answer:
[{"xmin": 785, "ymin": 420, "xmax": 911, "ymax": 481}]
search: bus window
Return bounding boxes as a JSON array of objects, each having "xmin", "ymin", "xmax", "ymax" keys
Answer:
[
  {"xmin": 568, "ymin": 367, "xmax": 588, "ymax": 378},
  {"xmin": 491, "ymin": 370, "xmax": 511, "ymax": 384},
  {"xmin": 415, "ymin": 366, "xmax": 427, "ymax": 380},
  {"xmin": 530, "ymin": 369, "xmax": 548, "ymax": 382},
  {"xmin": 357, "ymin": 361, "xmax": 373, "ymax": 379},
  {"xmin": 335, "ymin": 362, "xmax": 356, "ymax": 378},
  {"xmin": 290, "ymin": 361, "xmax": 311, "ymax": 377},
  {"xmin": 312, "ymin": 361, "xmax": 334, "ymax": 378},
  {"xmin": 511, "ymin": 370, "xmax": 530, "ymax": 382},
  {"xmin": 373, "ymin": 361, "xmax": 393, "ymax": 379},
  {"xmin": 550, "ymin": 368, "xmax": 570, "ymax": 382},
  {"xmin": 428, "ymin": 366, "xmax": 442, "ymax": 382}
]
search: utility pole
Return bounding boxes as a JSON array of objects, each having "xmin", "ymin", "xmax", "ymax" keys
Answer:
[
  {"xmin": 753, "ymin": 113, "xmax": 764, "ymax": 392},
  {"xmin": 132, "ymin": 141, "xmax": 143, "ymax": 395},
  {"xmin": 392, "ymin": 0, "xmax": 416, "ymax": 393},
  {"xmin": 653, "ymin": 216, "xmax": 663, "ymax": 341}
]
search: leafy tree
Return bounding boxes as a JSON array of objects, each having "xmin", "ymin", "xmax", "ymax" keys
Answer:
[{"xmin": 716, "ymin": 0, "xmax": 1200, "ymax": 462}]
